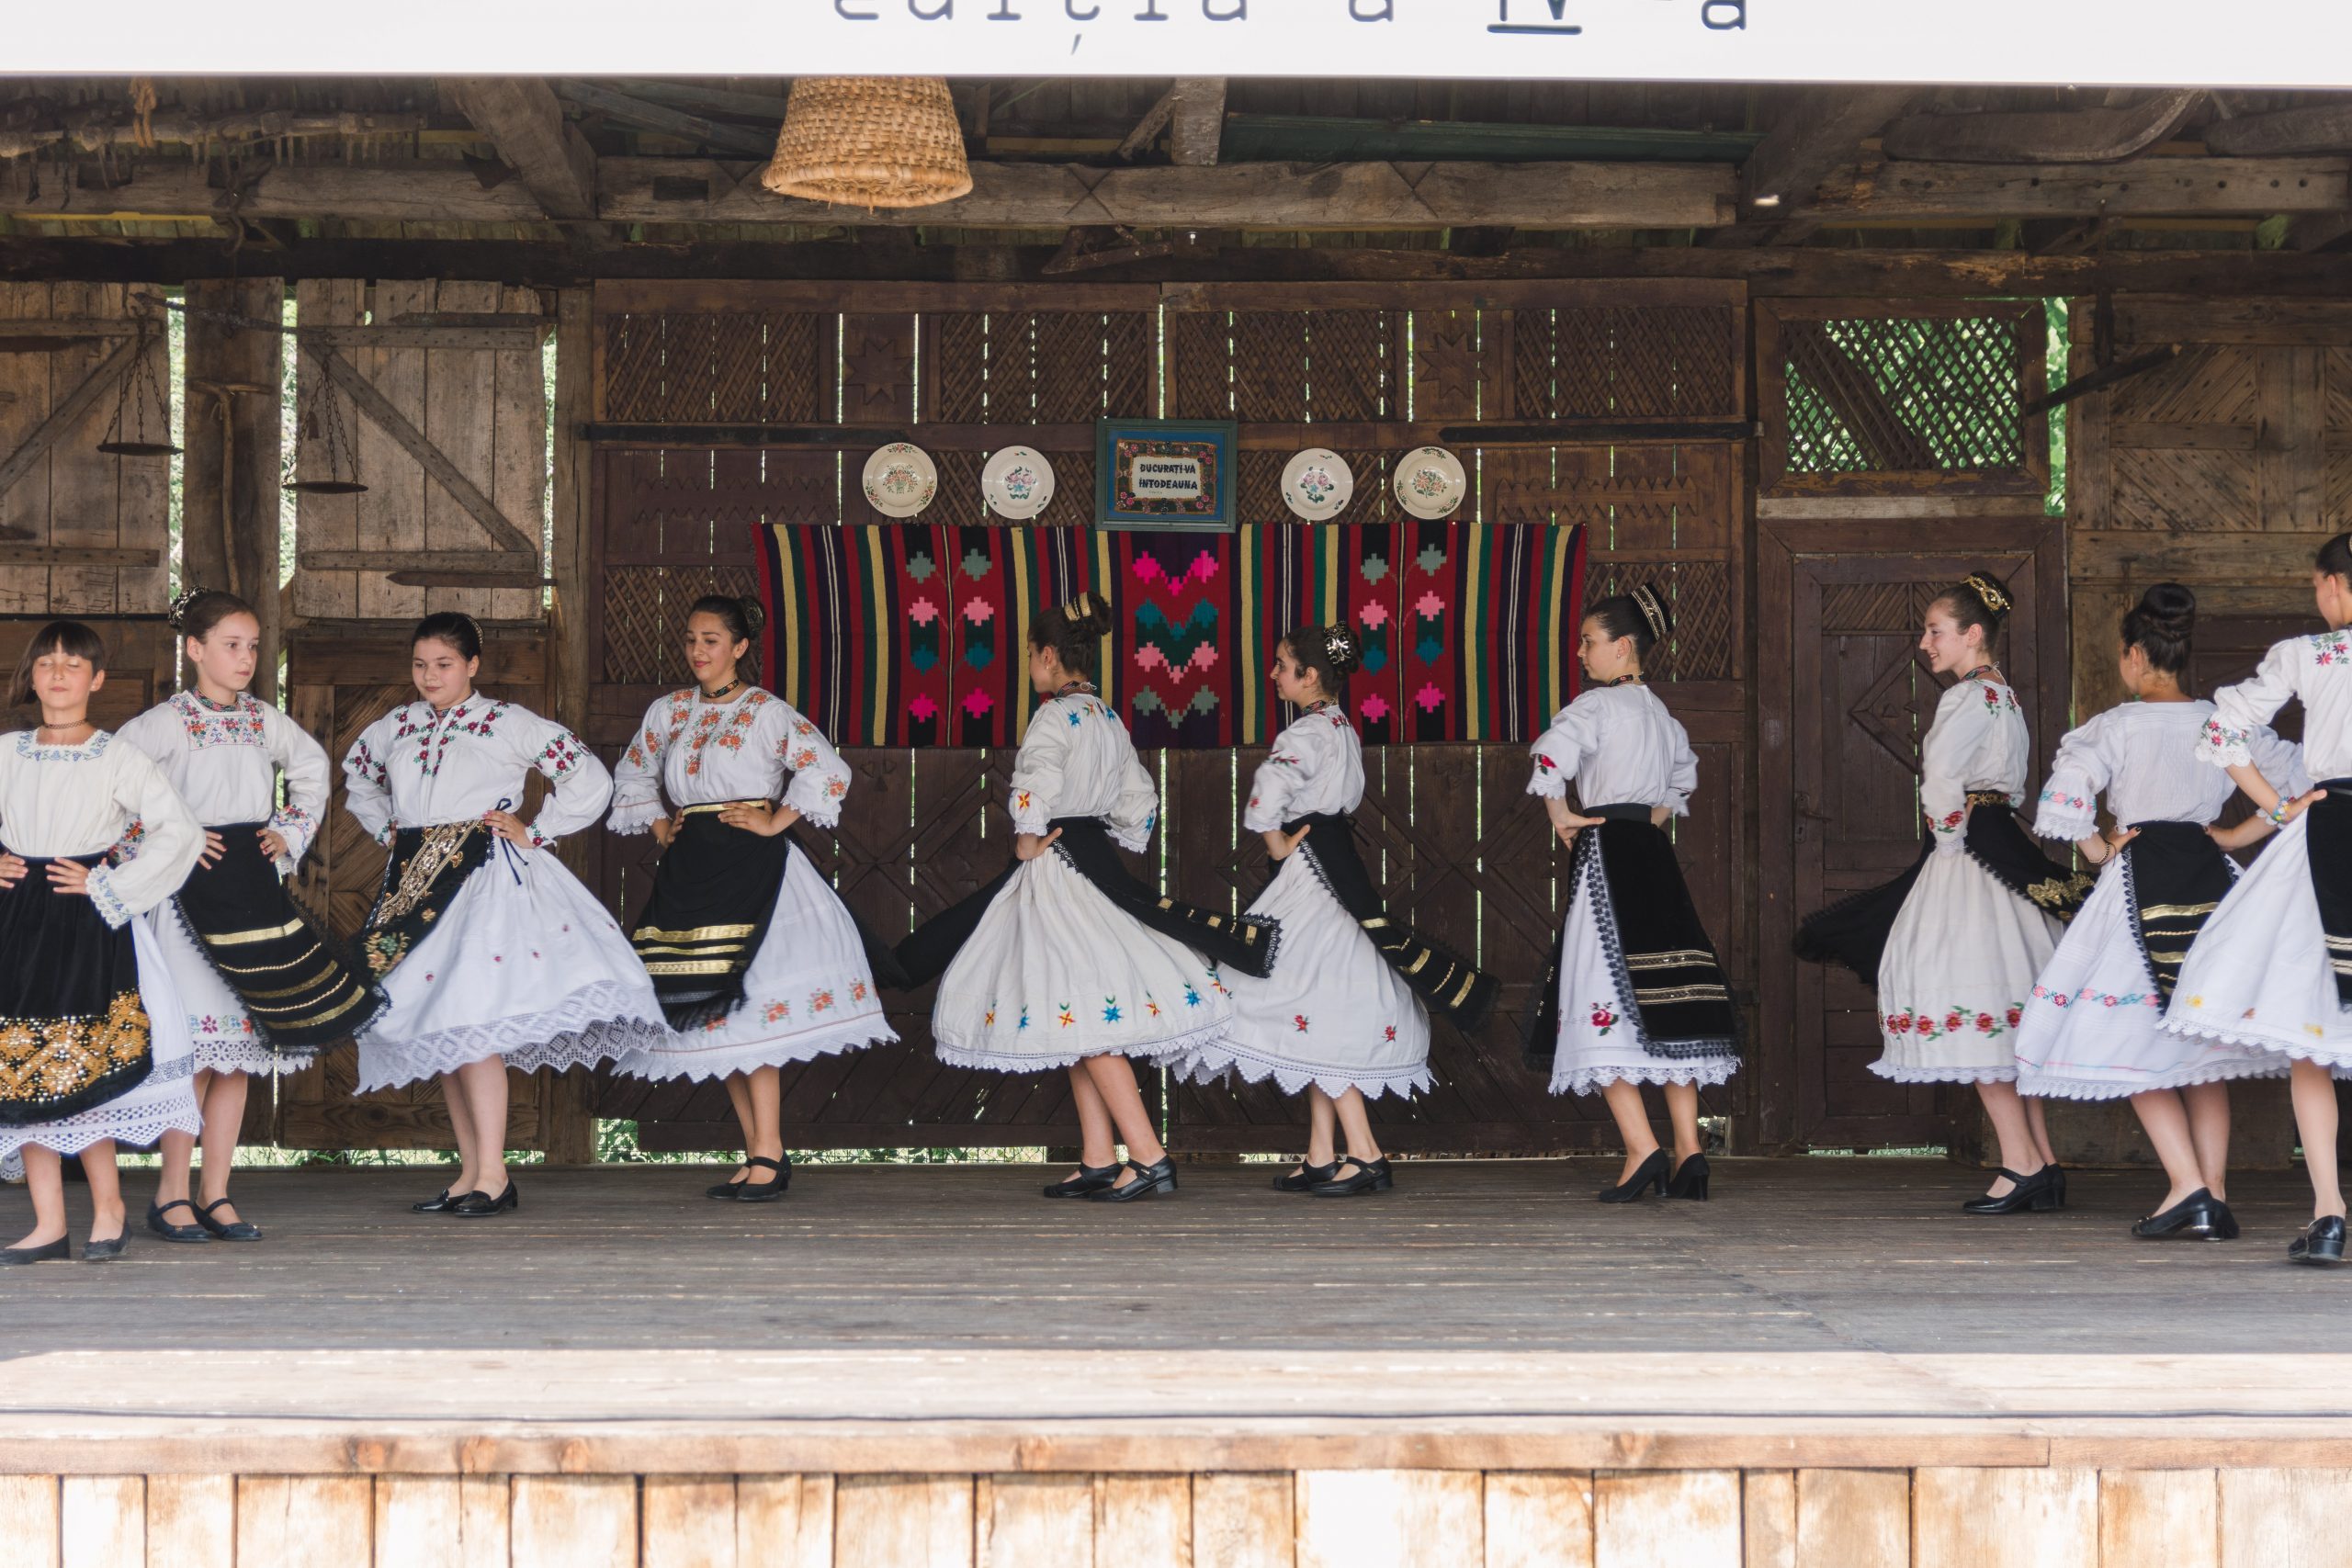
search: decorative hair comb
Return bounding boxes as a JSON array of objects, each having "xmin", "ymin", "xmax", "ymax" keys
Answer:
[
  {"xmin": 1062, "ymin": 592, "xmax": 1094, "ymax": 622},
  {"xmin": 1322, "ymin": 624, "xmax": 1362, "ymax": 674},
  {"xmin": 1630, "ymin": 583, "xmax": 1668, "ymax": 643},
  {"xmin": 1962, "ymin": 573, "xmax": 2012, "ymax": 615},
  {"xmin": 166, "ymin": 585, "xmax": 208, "ymax": 630}
]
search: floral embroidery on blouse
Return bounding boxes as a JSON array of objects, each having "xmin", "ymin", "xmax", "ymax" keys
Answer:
[
  {"xmin": 172, "ymin": 692, "xmax": 270, "ymax": 750},
  {"xmin": 392, "ymin": 700, "xmax": 508, "ymax": 777},
  {"xmin": 2196, "ymin": 715, "xmax": 2252, "ymax": 768},
  {"xmin": 2037, "ymin": 787, "xmax": 2088, "ymax": 812},
  {"xmin": 2312, "ymin": 630, "xmax": 2352, "ymax": 665},
  {"xmin": 2032, "ymin": 982, "xmax": 2158, "ymax": 1010},
  {"xmin": 349, "ymin": 737, "xmax": 388, "ymax": 788},
  {"xmin": 1977, "ymin": 681, "xmax": 2019, "ymax": 714},
  {"xmin": 1929, "ymin": 806, "xmax": 1968, "ymax": 836},
  {"xmin": 536, "ymin": 732, "xmax": 586, "ymax": 778},
  {"xmin": 13, "ymin": 730, "xmax": 112, "ymax": 763}
]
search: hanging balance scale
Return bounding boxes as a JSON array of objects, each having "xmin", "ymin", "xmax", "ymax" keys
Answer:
[
  {"xmin": 284, "ymin": 347, "xmax": 368, "ymax": 496},
  {"xmin": 94, "ymin": 322, "xmax": 180, "ymax": 458}
]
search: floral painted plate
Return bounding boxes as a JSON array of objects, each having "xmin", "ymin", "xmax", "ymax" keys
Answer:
[
  {"xmin": 1280, "ymin": 447, "xmax": 1354, "ymax": 522},
  {"xmin": 863, "ymin": 443, "xmax": 939, "ymax": 518},
  {"xmin": 981, "ymin": 445, "xmax": 1056, "ymax": 521},
  {"xmin": 1393, "ymin": 446, "xmax": 1466, "ymax": 520}
]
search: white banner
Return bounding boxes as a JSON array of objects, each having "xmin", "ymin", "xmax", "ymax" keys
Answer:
[{"xmin": 10, "ymin": 0, "xmax": 2352, "ymax": 86}]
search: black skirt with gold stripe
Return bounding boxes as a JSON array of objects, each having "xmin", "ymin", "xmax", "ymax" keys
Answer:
[
  {"xmin": 630, "ymin": 803, "xmax": 791, "ymax": 1032},
  {"xmin": 175, "ymin": 822, "xmax": 387, "ymax": 1052},
  {"xmin": 0, "ymin": 852, "xmax": 153, "ymax": 1125},
  {"xmin": 2119, "ymin": 820, "xmax": 2234, "ymax": 1007},
  {"xmin": 1283, "ymin": 812, "xmax": 1498, "ymax": 1031}
]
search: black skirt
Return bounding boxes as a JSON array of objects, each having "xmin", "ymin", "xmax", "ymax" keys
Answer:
[
  {"xmin": 174, "ymin": 822, "xmax": 385, "ymax": 1051},
  {"xmin": 630, "ymin": 802, "xmax": 792, "ymax": 1031},
  {"xmin": 2301, "ymin": 780, "xmax": 2352, "ymax": 1008},
  {"xmin": 357, "ymin": 821, "xmax": 494, "ymax": 980},
  {"xmin": 1282, "ymin": 812, "xmax": 1498, "ymax": 1031},
  {"xmin": 897, "ymin": 816, "xmax": 1282, "ymax": 987},
  {"xmin": 1526, "ymin": 806, "xmax": 1739, "ymax": 1068},
  {"xmin": 1795, "ymin": 795, "xmax": 2093, "ymax": 987},
  {"xmin": 0, "ymin": 853, "xmax": 154, "ymax": 1125},
  {"xmin": 2119, "ymin": 819, "xmax": 2235, "ymax": 1008}
]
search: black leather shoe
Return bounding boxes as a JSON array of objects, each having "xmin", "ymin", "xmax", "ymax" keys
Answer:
[
  {"xmin": 0, "ymin": 1237, "xmax": 69, "ymax": 1265},
  {"xmin": 1273, "ymin": 1160, "xmax": 1340, "ymax": 1193},
  {"xmin": 2132, "ymin": 1189, "xmax": 2239, "ymax": 1241},
  {"xmin": 706, "ymin": 1168, "xmax": 748, "ymax": 1201},
  {"xmin": 448, "ymin": 1182, "xmax": 519, "ymax": 1218},
  {"xmin": 1087, "ymin": 1156, "xmax": 1177, "ymax": 1202},
  {"xmin": 1664, "ymin": 1153, "xmax": 1712, "ymax": 1201},
  {"xmin": 146, "ymin": 1199, "xmax": 212, "ymax": 1244},
  {"xmin": 1598, "ymin": 1149, "xmax": 1669, "ymax": 1204},
  {"xmin": 1044, "ymin": 1161, "xmax": 1123, "ymax": 1199},
  {"xmin": 1311, "ymin": 1156, "xmax": 1392, "ymax": 1196},
  {"xmin": 2289, "ymin": 1214, "xmax": 2347, "ymax": 1266},
  {"xmin": 82, "ymin": 1231, "xmax": 128, "ymax": 1262},
  {"xmin": 2046, "ymin": 1162, "xmax": 2068, "ymax": 1209},
  {"xmin": 733, "ymin": 1155, "xmax": 790, "ymax": 1204},
  {"xmin": 1962, "ymin": 1166, "xmax": 2059, "ymax": 1214},
  {"xmin": 411, "ymin": 1188, "xmax": 458, "ymax": 1214},
  {"xmin": 197, "ymin": 1198, "xmax": 262, "ymax": 1242}
]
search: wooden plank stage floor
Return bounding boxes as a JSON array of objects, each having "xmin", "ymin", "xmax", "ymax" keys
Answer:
[{"xmin": 6, "ymin": 1159, "xmax": 2352, "ymax": 1567}]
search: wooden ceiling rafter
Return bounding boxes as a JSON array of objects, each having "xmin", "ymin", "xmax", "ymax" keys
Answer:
[{"xmin": 441, "ymin": 78, "xmax": 598, "ymax": 221}]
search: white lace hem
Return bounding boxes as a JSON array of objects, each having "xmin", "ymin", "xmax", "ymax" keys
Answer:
[
  {"xmin": 1177, "ymin": 1041, "xmax": 1433, "ymax": 1102},
  {"xmin": 2031, "ymin": 804, "xmax": 2097, "ymax": 841},
  {"xmin": 1551, "ymin": 1058, "xmax": 1738, "ymax": 1097},
  {"xmin": 356, "ymin": 978, "xmax": 667, "ymax": 1091},
  {"xmin": 618, "ymin": 1010, "xmax": 898, "ymax": 1082},
  {"xmin": 935, "ymin": 1015, "xmax": 1229, "ymax": 1076},
  {"xmin": 191, "ymin": 1033, "xmax": 278, "ymax": 1075},
  {"xmin": 606, "ymin": 796, "xmax": 663, "ymax": 835},
  {"xmin": 1868, "ymin": 1060, "xmax": 2018, "ymax": 1085},
  {"xmin": 0, "ymin": 1066, "xmax": 201, "ymax": 1159},
  {"xmin": 2014, "ymin": 1056, "xmax": 2292, "ymax": 1101},
  {"xmin": 2160, "ymin": 1015, "xmax": 2352, "ymax": 1071}
]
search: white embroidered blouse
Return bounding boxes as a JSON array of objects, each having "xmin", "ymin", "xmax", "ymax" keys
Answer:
[
  {"xmin": 2033, "ymin": 699, "xmax": 2307, "ymax": 841},
  {"xmin": 1525, "ymin": 683, "xmax": 1697, "ymax": 816},
  {"xmin": 342, "ymin": 695, "xmax": 610, "ymax": 848},
  {"xmin": 1917, "ymin": 674, "xmax": 2032, "ymax": 856},
  {"xmin": 2200, "ymin": 630, "xmax": 2352, "ymax": 783},
  {"xmin": 1243, "ymin": 706, "xmax": 1363, "ymax": 833},
  {"xmin": 1007, "ymin": 692, "xmax": 1159, "ymax": 852},
  {"xmin": 607, "ymin": 687, "xmax": 852, "ymax": 834},
  {"xmin": 0, "ymin": 730, "xmax": 203, "ymax": 928},
  {"xmin": 116, "ymin": 692, "xmax": 332, "ymax": 876}
]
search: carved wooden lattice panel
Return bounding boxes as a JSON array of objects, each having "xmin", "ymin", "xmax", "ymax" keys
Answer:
[
  {"xmin": 1512, "ymin": 303, "xmax": 1742, "ymax": 421},
  {"xmin": 601, "ymin": 310, "xmax": 829, "ymax": 423},
  {"xmin": 1758, "ymin": 299, "xmax": 2048, "ymax": 500}
]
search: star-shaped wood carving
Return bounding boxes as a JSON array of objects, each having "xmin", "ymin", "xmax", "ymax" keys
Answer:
[
  {"xmin": 1414, "ymin": 322, "xmax": 1480, "ymax": 415},
  {"xmin": 843, "ymin": 332, "xmax": 913, "ymax": 415}
]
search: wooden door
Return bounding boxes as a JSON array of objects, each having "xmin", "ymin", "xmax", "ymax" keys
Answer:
[{"xmin": 1757, "ymin": 519, "xmax": 2066, "ymax": 1152}]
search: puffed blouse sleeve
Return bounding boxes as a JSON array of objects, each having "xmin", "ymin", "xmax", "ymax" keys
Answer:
[
  {"xmin": 772, "ymin": 701, "xmax": 853, "ymax": 830},
  {"xmin": 1006, "ymin": 703, "xmax": 1071, "ymax": 839},
  {"xmin": 514, "ymin": 708, "xmax": 611, "ymax": 847},
  {"xmin": 1104, "ymin": 738, "xmax": 1159, "ymax": 854},
  {"xmin": 607, "ymin": 695, "xmax": 673, "ymax": 836},
  {"xmin": 265, "ymin": 705, "xmax": 332, "ymax": 874},
  {"xmin": 1526, "ymin": 698, "xmax": 1600, "ymax": 799},
  {"xmin": 86, "ymin": 745, "xmax": 202, "ymax": 929},
  {"xmin": 1243, "ymin": 715, "xmax": 1324, "ymax": 834},
  {"xmin": 2030, "ymin": 711, "xmax": 2111, "ymax": 841},
  {"xmin": 106, "ymin": 705, "xmax": 181, "ymax": 868},
  {"xmin": 2201, "ymin": 638, "xmax": 2300, "ymax": 770},
  {"xmin": 2248, "ymin": 721, "xmax": 2312, "ymax": 801},
  {"xmin": 1919, "ymin": 681, "xmax": 1994, "ymax": 856},
  {"xmin": 342, "ymin": 710, "xmax": 400, "ymax": 846}
]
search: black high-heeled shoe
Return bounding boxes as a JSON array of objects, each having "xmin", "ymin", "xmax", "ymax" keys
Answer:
[
  {"xmin": 1087, "ymin": 1156, "xmax": 1177, "ymax": 1202},
  {"xmin": 448, "ymin": 1182, "xmax": 519, "ymax": 1218},
  {"xmin": 2289, "ymin": 1214, "xmax": 2346, "ymax": 1266},
  {"xmin": 146, "ymin": 1199, "xmax": 212, "ymax": 1244},
  {"xmin": 733, "ymin": 1155, "xmax": 790, "ymax": 1204},
  {"xmin": 198, "ymin": 1198, "xmax": 262, "ymax": 1242},
  {"xmin": 1311, "ymin": 1156, "xmax": 1392, "ymax": 1197},
  {"xmin": 1663, "ymin": 1153, "xmax": 1711, "ymax": 1201},
  {"xmin": 1961, "ymin": 1166, "xmax": 2059, "ymax": 1215},
  {"xmin": 411, "ymin": 1188, "xmax": 458, "ymax": 1214},
  {"xmin": 0, "ymin": 1237, "xmax": 69, "ymax": 1266},
  {"xmin": 2132, "ymin": 1189, "xmax": 2238, "ymax": 1241},
  {"xmin": 1597, "ymin": 1149, "xmax": 1669, "ymax": 1204},
  {"xmin": 1273, "ymin": 1159, "xmax": 1340, "ymax": 1193},
  {"xmin": 2046, "ymin": 1162, "xmax": 2068, "ymax": 1209},
  {"xmin": 1044, "ymin": 1161, "xmax": 1124, "ymax": 1199}
]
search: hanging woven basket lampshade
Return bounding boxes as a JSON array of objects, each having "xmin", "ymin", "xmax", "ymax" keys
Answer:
[{"xmin": 761, "ymin": 76, "xmax": 973, "ymax": 210}]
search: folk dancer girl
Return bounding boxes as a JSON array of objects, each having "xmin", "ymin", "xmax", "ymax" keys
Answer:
[
  {"xmin": 115, "ymin": 590, "xmax": 386, "ymax": 1245},
  {"xmin": 607, "ymin": 595, "xmax": 903, "ymax": 1201},
  {"xmin": 1526, "ymin": 585, "xmax": 1740, "ymax": 1203},
  {"xmin": 2163, "ymin": 532, "xmax": 2352, "ymax": 1267},
  {"xmin": 1797, "ymin": 573, "xmax": 2091, "ymax": 1215},
  {"xmin": 1178, "ymin": 625, "xmax": 1497, "ymax": 1197},
  {"xmin": 343, "ymin": 612, "xmax": 664, "ymax": 1218},
  {"xmin": 2014, "ymin": 584, "xmax": 2305, "ymax": 1242},
  {"xmin": 897, "ymin": 594, "xmax": 1281, "ymax": 1202},
  {"xmin": 0, "ymin": 621, "xmax": 205, "ymax": 1264}
]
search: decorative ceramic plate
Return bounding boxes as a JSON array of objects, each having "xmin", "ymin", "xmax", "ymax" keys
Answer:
[
  {"xmin": 863, "ymin": 443, "xmax": 939, "ymax": 518},
  {"xmin": 981, "ymin": 445, "xmax": 1057, "ymax": 521},
  {"xmin": 1393, "ymin": 446, "xmax": 1466, "ymax": 520},
  {"xmin": 1280, "ymin": 447, "xmax": 1354, "ymax": 522}
]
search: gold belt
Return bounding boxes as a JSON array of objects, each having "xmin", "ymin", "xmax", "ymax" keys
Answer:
[{"xmin": 681, "ymin": 799, "xmax": 772, "ymax": 818}]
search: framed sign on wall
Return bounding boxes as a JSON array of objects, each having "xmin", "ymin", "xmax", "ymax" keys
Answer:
[{"xmin": 1095, "ymin": 419, "xmax": 1238, "ymax": 533}]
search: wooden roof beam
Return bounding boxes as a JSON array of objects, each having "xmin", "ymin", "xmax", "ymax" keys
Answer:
[
  {"xmin": 1879, "ymin": 90, "xmax": 2203, "ymax": 164},
  {"xmin": 442, "ymin": 78, "xmax": 597, "ymax": 221},
  {"xmin": 2207, "ymin": 101, "xmax": 2352, "ymax": 157},
  {"xmin": 1114, "ymin": 77, "xmax": 1226, "ymax": 165},
  {"xmin": 1709, "ymin": 85, "xmax": 1919, "ymax": 248}
]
